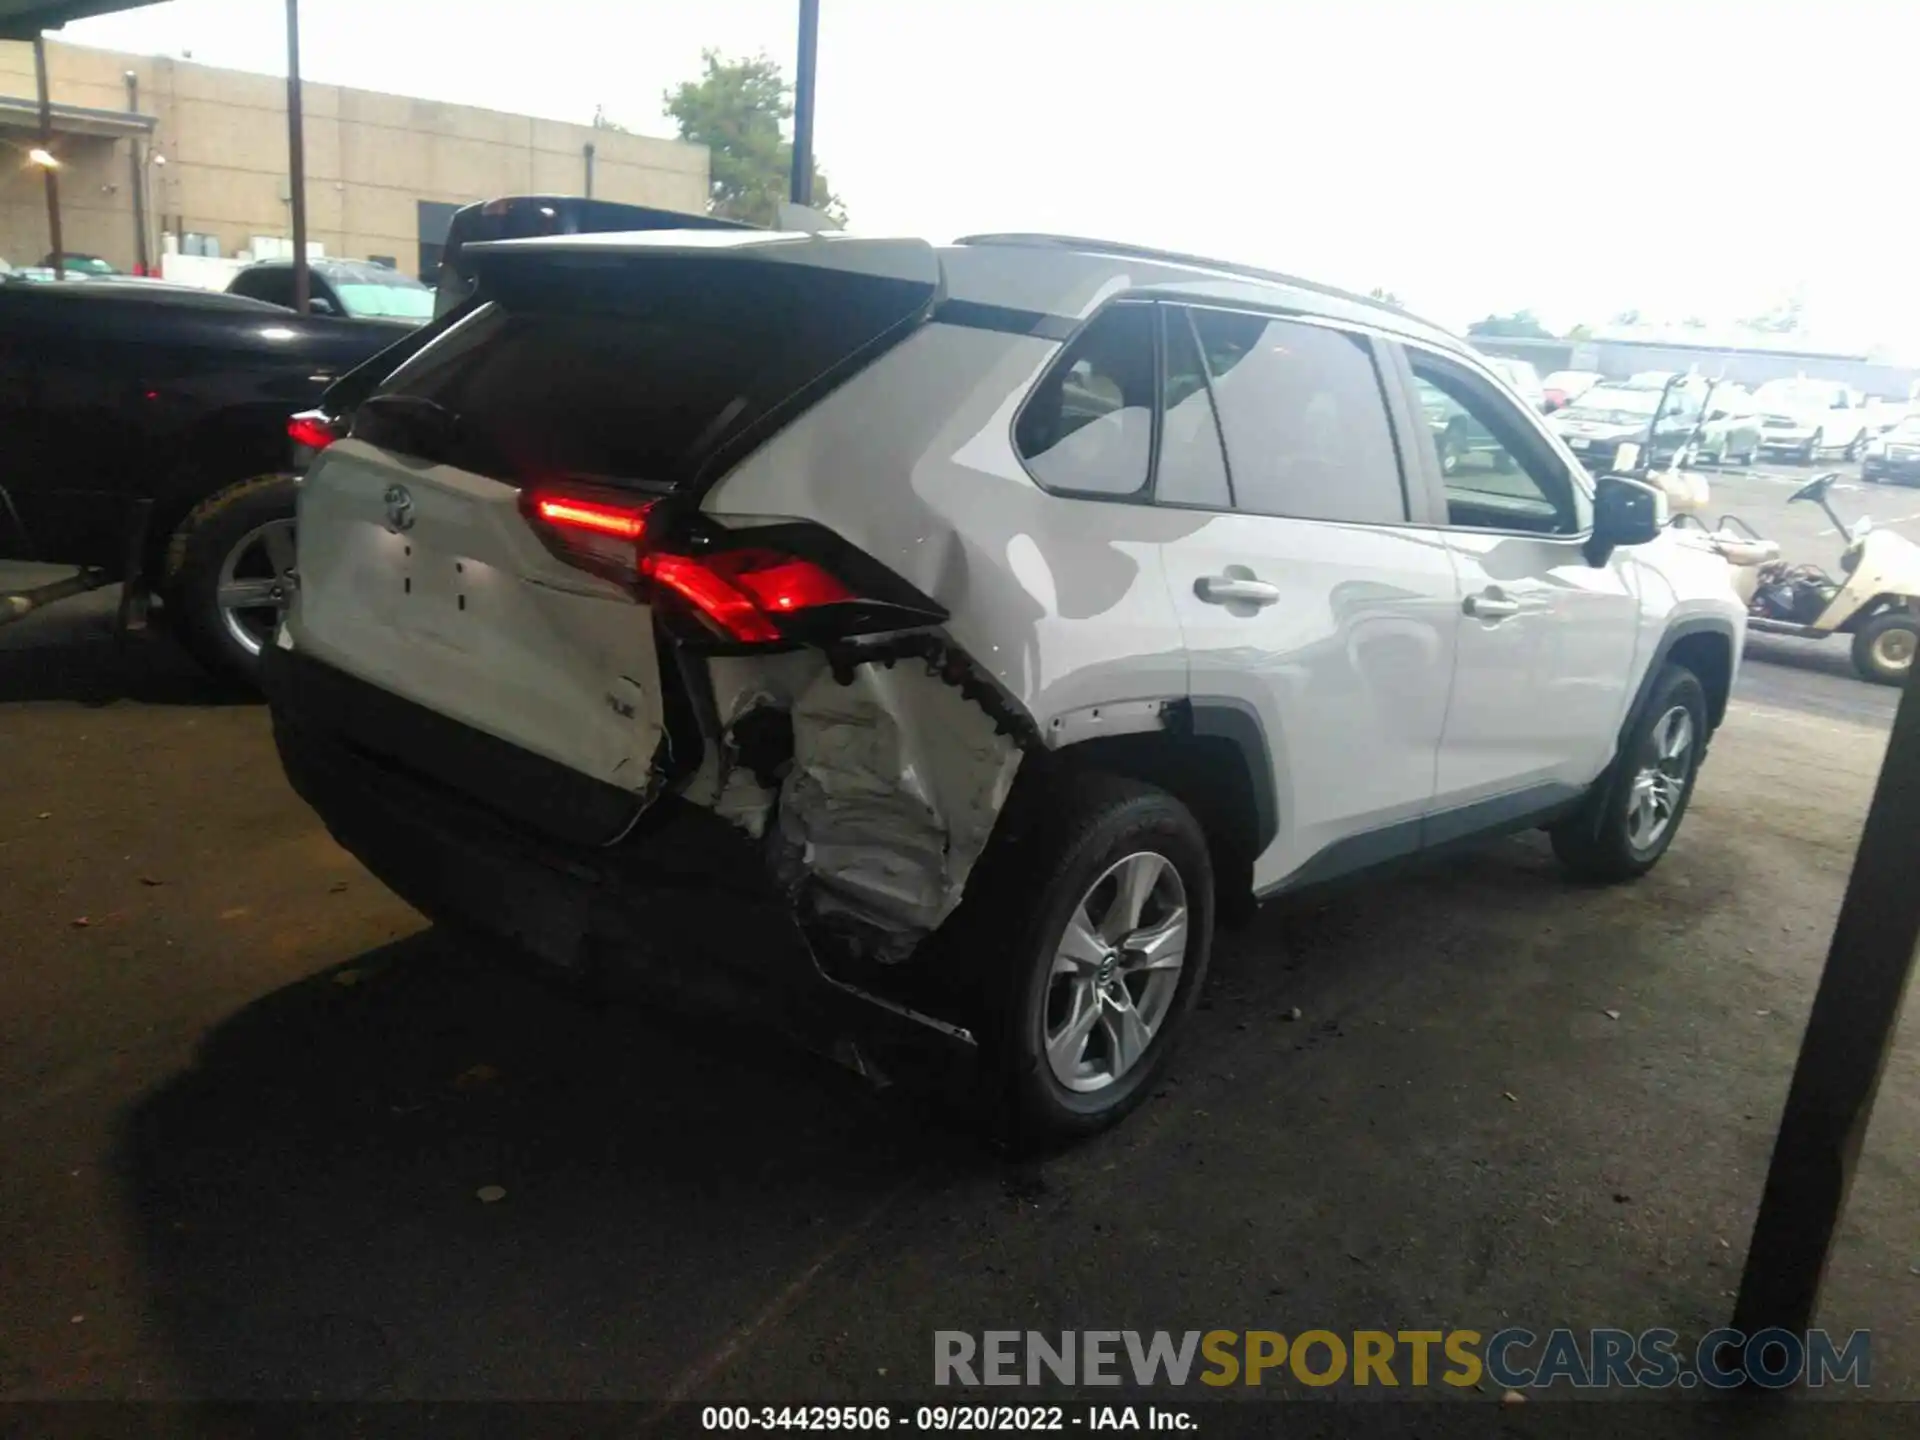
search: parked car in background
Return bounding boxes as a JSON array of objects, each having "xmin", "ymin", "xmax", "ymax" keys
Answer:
[
  {"xmin": 267, "ymin": 226, "xmax": 1743, "ymax": 1142},
  {"xmin": 1689, "ymin": 384, "xmax": 1763, "ymax": 467},
  {"xmin": 1753, "ymin": 377, "xmax": 1872, "ymax": 461},
  {"xmin": 45, "ymin": 251, "xmax": 118, "ymax": 277},
  {"xmin": 1542, "ymin": 369, "xmax": 1604, "ymax": 411},
  {"xmin": 227, "ymin": 257, "xmax": 434, "ymax": 328},
  {"xmin": 0, "ymin": 277, "xmax": 406, "ymax": 683},
  {"xmin": 1549, "ymin": 381, "xmax": 1702, "ymax": 472},
  {"xmin": 1862, "ymin": 415, "xmax": 1920, "ymax": 486},
  {"xmin": 1863, "ymin": 397, "xmax": 1913, "ymax": 435},
  {"xmin": 1485, "ymin": 356, "xmax": 1548, "ymax": 412}
]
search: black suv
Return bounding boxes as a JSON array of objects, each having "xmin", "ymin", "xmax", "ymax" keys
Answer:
[{"xmin": 226, "ymin": 258, "xmax": 433, "ymax": 328}]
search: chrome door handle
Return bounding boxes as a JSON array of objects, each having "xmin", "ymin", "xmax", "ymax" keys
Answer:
[
  {"xmin": 1196, "ymin": 575, "xmax": 1282, "ymax": 606},
  {"xmin": 1463, "ymin": 590, "xmax": 1520, "ymax": 620}
]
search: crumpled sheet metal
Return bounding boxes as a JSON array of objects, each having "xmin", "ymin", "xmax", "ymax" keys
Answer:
[{"xmin": 774, "ymin": 659, "xmax": 1022, "ymax": 945}]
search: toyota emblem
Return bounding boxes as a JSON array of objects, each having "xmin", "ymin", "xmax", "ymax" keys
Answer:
[{"xmin": 383, "ymin": 483, "xmax": 415, "ymax": 533}]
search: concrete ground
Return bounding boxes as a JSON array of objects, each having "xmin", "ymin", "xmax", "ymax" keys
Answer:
[{"xmin": 1, "ymin": 589, "xmax": 1915, "ymax": 1405}]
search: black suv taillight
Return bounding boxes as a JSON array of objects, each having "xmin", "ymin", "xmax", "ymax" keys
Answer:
[
  {"xmin": 287, "ymin": 409, "xmax": 346, "ymax": 471},
  {"xmin": 521, "ymin": 485, "xmax": 945, "ymax": 645}
]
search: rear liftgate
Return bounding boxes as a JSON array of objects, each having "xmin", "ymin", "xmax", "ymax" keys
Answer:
[{"xmin": 523, "ymin": 483, "xmax": 1040, "ymax": 1084}]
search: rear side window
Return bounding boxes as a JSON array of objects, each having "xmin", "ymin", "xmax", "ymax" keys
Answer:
[
  {"xmin": 361, "ymin": 255, "xmax": 933, "ymax": 488},
  {"xmin": 230, "ymin": 267, "xmax": 294, "ymax": 309},
  {"xmin": 1155, "ymin": 307, "xmax": 1231, "ymax": 508},
  {"xmin": 1014, "ymin": 303, "xmax": 1155, "ymax": 497},
  {"xmin": 1189, "ymin": 309, "xmax": 1407, "ymax": 525}
]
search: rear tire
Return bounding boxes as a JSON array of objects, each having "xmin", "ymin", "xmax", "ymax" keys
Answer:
[
  {"xmin": 162, "ymin": 473, "xmax": 299, "ymax": 690},
  {"xmin": 1552, "ymin": 665, "xmax": 1708, "ymax": 882},
  {"xmin": 1851, "ymin": 611, "xmax": 1918, "ymax": 687},
  {"xmin": 970, "ymin": 772, "xmax": 1215, "ymax": 1148}
]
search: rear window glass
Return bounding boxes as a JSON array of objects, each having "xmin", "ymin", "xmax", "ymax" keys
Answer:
[{"xmin": 362, "ymin": 255, "xmax": 932, "ymax": 487}]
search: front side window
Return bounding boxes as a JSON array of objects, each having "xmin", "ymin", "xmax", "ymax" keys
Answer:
[
  {"xmin": 1412, "ymin": 352, "xmax": 1584, "ymax": 535},
  {"xmin": 1190, "ymin": 309, "xmax": 1407, "ymax": 525},
  {"xmin": 1015, "ymin": 303, "xmax": 1155, "ymax": 497}
]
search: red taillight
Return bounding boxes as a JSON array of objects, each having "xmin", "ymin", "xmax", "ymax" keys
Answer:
[
  {"xmin": 524, "ymin": 488, "xmax": 889, "ymax": 644},
  {"xmin": 642, "ymin": 550, "xmax": 854, "ymax": 644},
  {"xmin": 534, "ymin": 495, "xmax": 649, "ymax": 541},
  {"xmin": 288, "ymin": 411, "xmax": 343, "ymax": 451}
]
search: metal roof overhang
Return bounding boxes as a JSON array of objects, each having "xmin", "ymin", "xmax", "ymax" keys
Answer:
[
  {"xmin": 0, "ymin": 1, "xmax": 159, "ymax": 41},
  {"xmin": 0, "ymin": 93, "xmax": 154, "ymax": 135}
]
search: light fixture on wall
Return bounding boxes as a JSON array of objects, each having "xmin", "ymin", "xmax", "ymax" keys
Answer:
[{"xmin": 27, "ymin": 147, "xmax": 60, "ymax": 169}]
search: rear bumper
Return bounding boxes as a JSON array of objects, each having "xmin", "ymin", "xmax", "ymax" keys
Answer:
[{"xmin": 263, "ymin": 643, "xmax": 978, "ymax": 1069}]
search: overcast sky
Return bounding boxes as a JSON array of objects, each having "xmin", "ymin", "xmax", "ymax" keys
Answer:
[{"xmin": 62, "ymin": 0, "xmax": 1920, "ymax": 354}]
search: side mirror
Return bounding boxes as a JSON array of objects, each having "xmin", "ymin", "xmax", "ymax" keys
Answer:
[
  {"xmin": 1586, "ymin": 474, "xmax": 1665, "ymax": 565},
  {"xmin": 308, "ymin": 296, "xmax": 339, "ymax": 317}
]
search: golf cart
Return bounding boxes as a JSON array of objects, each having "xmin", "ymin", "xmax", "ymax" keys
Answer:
[{"xmin": 1732, "ymin": 473, "xmax": 1920, "ymax": 685}]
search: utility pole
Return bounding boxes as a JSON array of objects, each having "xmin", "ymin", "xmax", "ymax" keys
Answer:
[
  {"xmin": 285, "ymin": 0, "xmax": 310, "ymax": 312},
  {"xmin": 33, "ymin": 34, "xmax": 63, "ymax": 280},
  {"xmin": 125, "ymin": 71, "xmax": 151, "ymax": 276},
  {"xmin": 1733, "ymin": 668, "xmax": 1920, "ymax": 1347},
  {"xmin": 789, "ymin": 0, "xmax": 819, "ymax": 207}
]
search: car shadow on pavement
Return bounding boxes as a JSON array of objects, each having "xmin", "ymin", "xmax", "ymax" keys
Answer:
[
  {"xmin": 0, "ymin": 604, "xmax": 250, "ymax": 708},
  {"xmin": 109, "ymin": 929, "xmax": 972, "ymax": 1399}
]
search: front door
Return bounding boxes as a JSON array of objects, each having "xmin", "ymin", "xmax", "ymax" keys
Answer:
[{"xmin": 1402, "ymin": 347, "xmax": 1639, "ymax": 825}]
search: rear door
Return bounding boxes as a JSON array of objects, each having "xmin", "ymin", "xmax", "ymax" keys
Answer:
[
  {"xmin": 1393, "ymin": 343, "xmax": 1638, "ymax": 822},
  {"xmin": 1156, "ymin": 304, "xmax": 1460, "ymax": 891},
  {"xmin": 285, "ymin": 236, "xmax": 939, "ymax": 817}
]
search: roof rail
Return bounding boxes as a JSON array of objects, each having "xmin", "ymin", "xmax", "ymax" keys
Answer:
[{"xmin": 954, "ymin": 232, "xmax": 1446, "ymax": 334}]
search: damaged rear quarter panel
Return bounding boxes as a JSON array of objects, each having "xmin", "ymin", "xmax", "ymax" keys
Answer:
[
  {"xmin": 699, "ymin": 320, "xmax": 1194, "ymax": 734},
  {"xmin": 772, "ymin": 659, "xmax": 1022, "ymax": 942}
]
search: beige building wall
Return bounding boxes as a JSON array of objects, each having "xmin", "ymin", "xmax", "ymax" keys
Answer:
[{"xmin": 1, "ymin": 38, "xmax": 709, "ymax": 273}]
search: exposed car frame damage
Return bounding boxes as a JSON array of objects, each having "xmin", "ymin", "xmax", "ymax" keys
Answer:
[{"xmin": 679, "ymin": 634, "xmax": 1037, "ymax": 968}]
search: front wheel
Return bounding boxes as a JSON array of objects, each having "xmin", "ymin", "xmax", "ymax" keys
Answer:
[
  {"xmin": 975, "ymin": 772, "xmax": 1214, "ymax": 1147},
  {"xmin": 161, "ymin": 473, "xmax": 300, "ymax": 689},
  {"xmin": 1845, "ymin": 430, "xmax": 1868, "ymax": 462},
  {"xmin": 1852, "ymin": 611, "xmax": 1918, "ymax": 686},
  {"xmin": 1801, "ymin": 430, "xmax": 1824, "ymax": 464},
  {"xmin": 1552, "ymin": 665, "xmax": 1708, "ymax": 882}
]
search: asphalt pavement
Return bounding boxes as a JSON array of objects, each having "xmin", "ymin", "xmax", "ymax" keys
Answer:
[{"xmin": 1, "ymin": 590, "xmax": 1914, "ymax": 1406}]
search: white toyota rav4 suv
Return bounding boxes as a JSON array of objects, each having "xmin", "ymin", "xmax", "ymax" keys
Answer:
[{"xmin": 265, "ymin": 230, "xmax": 1745, "ymax": 1143}]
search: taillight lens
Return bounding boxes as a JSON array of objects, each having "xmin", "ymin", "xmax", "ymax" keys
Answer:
[
  {"xmin": 288, "ymin": 410, "xmax": 345, "ymax": 452},
  {"xmin": 533, "ymin": 494, "xmax": 649, "ymax": 541},
  {"xmin": 523, "ymin": 486, "xmax": 942, "ymax": 646},
  {"xmin": 522, "ymin": 487, "xmax": 655, "ymax": 584},
  {"xmin": 642, "ymin": 550, "xmax": 855, "ymax": 644}
]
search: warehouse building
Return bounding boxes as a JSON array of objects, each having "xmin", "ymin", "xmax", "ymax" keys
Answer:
[{"xmin": 1, "ymin": 36, "xmax": 709, "ymax": 279}]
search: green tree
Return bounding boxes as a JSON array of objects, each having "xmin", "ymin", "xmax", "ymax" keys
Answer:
[
  {"xmin": 1466, "ymin": 309, "xmax": 1552, "ymax": 339},
  {"xmin": 664, "ymin": 50, "xmax": 846, "ymax": 227}
]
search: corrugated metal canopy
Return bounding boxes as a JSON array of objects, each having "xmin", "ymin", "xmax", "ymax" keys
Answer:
[{"xmin": 0, "ymin": 1, "xmax": 161, "ymax": 41}]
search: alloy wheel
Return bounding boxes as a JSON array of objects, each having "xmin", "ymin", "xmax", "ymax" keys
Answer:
[
  {"xmin": 216, "ymin": 518, "xmax": 297, "ymax": 659},
  {"xmin": 1626, "ymin": 704, "xmax": 1693, "ymax": 852},
  {"xmin": 1043, "ymin": 851, "xmax": 1189, "ymax": 1093}
]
